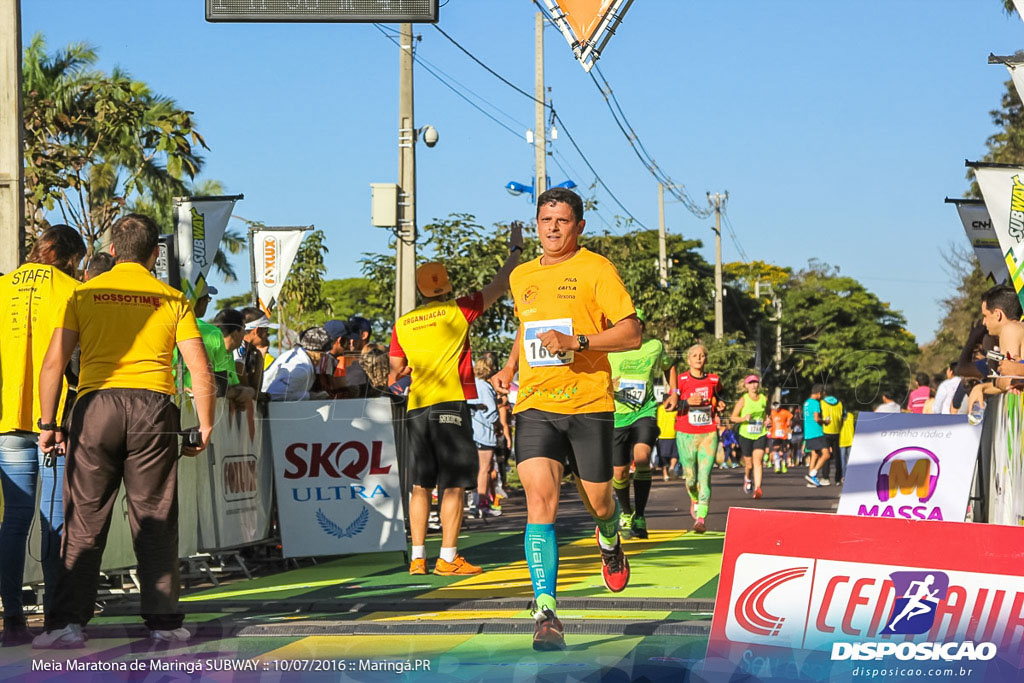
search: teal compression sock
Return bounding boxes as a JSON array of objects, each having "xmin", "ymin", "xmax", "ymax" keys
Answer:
[{"xmin": 525, "ymin": 523, "xmax": 558, "ymax": 612}]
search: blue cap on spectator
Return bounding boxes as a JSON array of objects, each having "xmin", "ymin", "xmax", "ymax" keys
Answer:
[{"xmin": 323, "ymin": 319, "xmax": 349, "ymax": 343}]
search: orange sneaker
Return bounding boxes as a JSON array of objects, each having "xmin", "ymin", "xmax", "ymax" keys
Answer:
[
  {"xmin": 409, "ymin": 558, "xmax": 427, "ymax": 575},
  {"xmin": 433, "ymin": 555, "xmax": 483, "ymax": 576}
]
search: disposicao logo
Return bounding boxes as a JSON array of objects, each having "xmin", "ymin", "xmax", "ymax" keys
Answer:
[
  {"xmin": 858, "ymin": 447, "xmax": 944, "ymax": 521},
  {"xmin": 734, "ymin": 567, "xmax": 808, "ymax": 637}
]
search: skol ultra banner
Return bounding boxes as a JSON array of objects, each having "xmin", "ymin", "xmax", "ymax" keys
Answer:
[
  {"xmin": 174, "ymin": 194, "xmax": 242, "ymax": 301},
  {"xmin": 252, "ymin": 227, "xmax": 307, "ymax": 315},
  {"xmin": 837, "ymin": 413, "xmax": 981, "ymax": 523},
  {"xmin": 946, "ymin": 197, "xmax": 1009, "ymax": 285},
  {"xmin": 968, "ymin": 161, "xmax": 1024, "ymax": 308},
  {"xmin": 267, "ymin": 399, "xmax": 406, "ymax": 558},
  {"xmin": 705, "ymin": 509, "xmax": 1024, "ymax": 682},
  {"xmin": 543, "ymin": 0, "xmax": 634, "ymax": 72}
]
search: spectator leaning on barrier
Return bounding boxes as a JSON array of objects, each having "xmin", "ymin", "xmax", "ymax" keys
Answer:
[
  {"xmin": 212, "ymin": 308, "xmax": 257, "ymax": 411},
  {"xmin": 968, "ymin": 285, "xmax": 1024, "ymax": 414},
  {"xmin": 325, "ymin": 319, "xmax": 368, "ymax": 398},
  {"xmin": 933, "ymin": 363, "xmax": 959, "ymax": 415},
  {"xmin": 176, "ymin": 283, "xmax": 233, "ymax": 397},
  {"xmin": 391, "ymin": 222, "xmax": 523, "ymax": 577},
  {"xmin": 33, "ymin": 213, "xmax": 216, "ymax": 648},
  {"xmin": 0, "ymin": 225, "xmax": 85, "ymax": 646},
  {"xmin": 262, "ymin": 327, "xmax": 333, "ymax": 401},
  {"xmin": 238, "ymin": 307, "xmax": 277, "ymax": 369},
  {"xmin": 908, "ymin": 373, "xmax": 930, "ymax": 414}
]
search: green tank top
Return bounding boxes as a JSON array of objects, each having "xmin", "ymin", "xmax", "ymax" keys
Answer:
[
  {"xmin": 608, "ymin": 338, "xmax": 667, "ymax": 428},
  {"xmin": 738, "ymin": 393, "xmax": 769, "ymax": 439}
]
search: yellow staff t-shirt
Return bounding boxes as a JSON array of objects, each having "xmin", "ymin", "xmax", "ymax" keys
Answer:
[
  {"xmin": 510, "ymin": 248, "xmax": 635, "ymax": 415},
  {"xmin": 58, "ymin": 262, "xmax": 202, "ymax": 397},
  {"xmin": 0, "ymin": 264, "xmax": 79, "ymax": 432}
]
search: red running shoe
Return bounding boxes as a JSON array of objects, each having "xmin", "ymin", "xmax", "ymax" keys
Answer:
[
  {"xmin": 753, "ymin": 487, "xmax": 763, "ymax": 500},
  {"xmin": 595, "ymin": 528, "xmax": 630, "ymax": 593},
  {"xmin": 532, "ymin": 608, "xmax": 565, "ymax": 651},
  {"xmin": 693, "ymin": 517, "xmax": 707, "ymax": 534}
]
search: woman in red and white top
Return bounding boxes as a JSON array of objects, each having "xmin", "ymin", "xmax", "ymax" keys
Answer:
[{"xmin": 664, "ymin": 344, "xmax": 724, "ymax": 533}]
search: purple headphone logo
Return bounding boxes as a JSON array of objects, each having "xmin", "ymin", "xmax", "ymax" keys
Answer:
[{"xmin": 876, "ymin": 447, "xmax": 940, "ymax": 503}]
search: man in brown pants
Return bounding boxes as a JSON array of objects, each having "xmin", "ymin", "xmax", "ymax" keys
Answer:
[{"xmin": 33, "ymin": 214, "xmax": 216, "ymax": 648}]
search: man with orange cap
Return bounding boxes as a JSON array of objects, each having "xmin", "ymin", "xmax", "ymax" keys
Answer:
[{"xmin": 390, "ymin": 223, "xmax": 523, "ymax": 577}]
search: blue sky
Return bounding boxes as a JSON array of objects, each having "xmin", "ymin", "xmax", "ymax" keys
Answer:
[{"xmin": 21, "ymin": 0, "xmax": 1024, "ymax": 343}]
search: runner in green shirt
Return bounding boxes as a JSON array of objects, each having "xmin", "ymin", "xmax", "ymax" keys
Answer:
[{"xmin": 608, "ymin": 312, "xmax": 671, "ymax": 539}]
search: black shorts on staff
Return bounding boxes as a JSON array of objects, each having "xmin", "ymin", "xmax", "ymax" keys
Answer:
[
  {"xmin": 405, "ymin": 401, "xmax": 477, "ymax": 490},
  {"xmin": 612, "ymin": 416, "xmax": 659, "ymax": 467},
  {"xmin": 515, "ymin": 409, "xmax": 614, "ymax": 483},
  {"xmin": 736, "ymin": 433, "xmax": 768, "ymax": 458}
]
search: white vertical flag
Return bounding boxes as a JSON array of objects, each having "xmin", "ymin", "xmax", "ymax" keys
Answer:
[
  {"xmin": 252, "ymin": 227, "xmax": 308, "ymax": 315},
  {"xmin": 946, "ymin": 198, "xmax": 1010, "ymax": 285},
  {"xmin": 969, "ymin": 162, "xmax": 1024, "ymax": 306},
  {"xmin": 1006, "ymin": 62, "xmax": 1024, "ymax": 109},
  {"xmin": 174, "ymin": 194, "xmax": 242, "ymax": 301},
  {"xmin": 1014, "ymin": 0, "xmax": 1024, "ymax": 22}
]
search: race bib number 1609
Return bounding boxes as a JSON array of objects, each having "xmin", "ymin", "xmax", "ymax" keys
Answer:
[{"xmin": 523, "ymin": 318, "xmax": 574, "ymax": 367}]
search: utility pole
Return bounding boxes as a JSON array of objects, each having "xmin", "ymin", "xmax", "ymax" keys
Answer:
[
  {"xmin": 709, "ymin": 192, "xmax": 727, "ymax": 339},
  {"xmin": 0, "ymin": 0, "xmax": 23, "ymax": 274},
  {"xmin": 657, "ymin": 182, "xmax": 668, "ymax": 288},
  {"xmin": 754, "ymin": 280, "xmax": 763, "ymax": 372},
  {"xmin": 395, "ymin": 23, "xmax": 417, "ymax": 318},
  {"xmin": 773, "ymin": 296, "xmax": 783, "ymax": 404},
  {"xmin": 534, "ymin": 11, "xmax": 546, "ymax": 200}
]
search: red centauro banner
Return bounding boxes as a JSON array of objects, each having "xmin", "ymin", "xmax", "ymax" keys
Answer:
[{"xmin": 706, "ymin": 509, "xmax": 1024, "ymax": 682}]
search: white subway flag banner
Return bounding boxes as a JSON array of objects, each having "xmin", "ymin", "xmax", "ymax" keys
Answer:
[
  {"xmin": 267, "ymin": 399, "xmax": 406, "ymax": 558},
  {"xmin": 837, "ymin": 413, "xmax": 980, "ymax": 523},
  {"xmin": 174, "ymin": 195, "xmax": 240, "ymax": 301},
  {"xmin": 971, "ymin": 163, "xmax": 1024, "ymax": 307},
  {"xmin": 253, "ymin": 228, "xmax": 306, "ymax": 315},
  {"xmin": 1014, "ymin": 0, "xmax": 1024, "ymax": 22},
  {"xmin": 950, "ymin": 200, "xmax": 1009, "ymax": 285}
]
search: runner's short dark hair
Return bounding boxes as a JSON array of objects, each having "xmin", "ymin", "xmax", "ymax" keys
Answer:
[
  {"xmin": 915, "ymin": 372, "xmax": 930, "ymax": 388},
  {"xmin": 810, "ymin": 383, "xmax": 824, "ymax": 395},
  {"xmin": 240, "ymin": 306, "xmax": 264, "ymax": 324},
  {"xmin": 85, "ymin": 252, "xmax": 116, "ymax": 279},
  {"xmin": 110, "ymin": 213, "xmax": 159, "ymax": 264},
  {"xmin": 536, "ymin": 187, "xmax": 584, "ymax": 222},
  {"xmin": 982, "ymin": 284, "xmax": 1022, "ymax": 321},
  {"xmin": 213, "ymin": 308, "xmax": 244, "ymax": 335}
]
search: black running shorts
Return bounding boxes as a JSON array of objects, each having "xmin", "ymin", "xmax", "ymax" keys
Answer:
[
  {"xmin": 514, "ymin": 409, "xmax": 614, "ymax": 483},
  {"xmin": 805, "ymin": 435, "xmax": 829, "ymax": 452},
  {"xmin": 405, "ymin": 401, "xmax": 477, "ymax": 490},
  {"xmin": 736, "ymin": 433, "xmax": 768, "ymax": 458},
  {"xmin": 611, "ymin": 416, "xmax": 660, "ymax": 467},
  {"xmin": 770, "ymin": 438, "xmax": 789, "ymax": 451},
  {"xmin": 657, "ymin": 438, "xmax": 678, "ymax": 463}
]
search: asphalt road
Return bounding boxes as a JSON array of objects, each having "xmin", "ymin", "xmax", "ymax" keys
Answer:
[{"xmin": 460, "ymin": 461, "xmax": 842, "ymax": 537}]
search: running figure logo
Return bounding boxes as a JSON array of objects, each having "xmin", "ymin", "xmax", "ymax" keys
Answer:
[{"xmin": 881, "ymin": 570, "xmax": 949, "ymax": 635}]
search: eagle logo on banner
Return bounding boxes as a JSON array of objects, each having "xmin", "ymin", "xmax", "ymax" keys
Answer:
[{"xmin": 543, "ymin": 0, "xmax": 635, "ymax": 72}]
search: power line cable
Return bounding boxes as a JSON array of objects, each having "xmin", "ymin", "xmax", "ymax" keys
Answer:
[
  {"xmin": 429, "ymin": 22, "xmax": 647, "ymax": 229},
  {"xmin": 721, "ymin": 207, "xmax": 749, "ymax": 262}
]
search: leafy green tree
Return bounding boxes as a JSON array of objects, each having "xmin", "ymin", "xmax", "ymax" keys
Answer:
[
  {"xmin": 22, "ymin": 34, "xmax": 207, "ymax": 258},
  {"xmin": 777, "ymin": 261, "xmax": 919, "ymax": 407},
  {"xmin": 360, "ymin": 214, "xmax": 530, "ymax": 356},
  {"xmin": 280, "ymin": 229, "xmax": 331, "ymax": 334},
  {"xmin": 321, "ymin": 278, "xmax": 391, "ymax": 336}
]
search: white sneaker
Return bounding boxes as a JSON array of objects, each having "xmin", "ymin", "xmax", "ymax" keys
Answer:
[
  {"xmin": 32, "ymin": 624, "xmax": 86, "ymax": 649},
  {"xmin": 820, "ymin": 479, "xmax": 832, "ymax": 486},
  {"xmin": 151, "ymin": 627, "xmax": 191, "ymax": 643}
]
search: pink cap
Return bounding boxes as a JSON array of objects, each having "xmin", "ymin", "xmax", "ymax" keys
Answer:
[{"xmin": 744, "ymin": 375, "xmax": 760, "ymax": 384}]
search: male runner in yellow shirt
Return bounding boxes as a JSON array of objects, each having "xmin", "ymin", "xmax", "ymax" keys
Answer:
[{"xmin": 492, "ymin": 188, "xmax": 641, "ymax": 651}]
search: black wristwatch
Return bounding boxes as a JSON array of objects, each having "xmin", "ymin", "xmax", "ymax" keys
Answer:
[
  {"xmin": 37, "ymin": 418, "xmax": 59, "ymax": 431},
  {"xmin": 576, "ymin": 334, "xmax": 589, "ymax": 351},
  {"xmin": 510, "ymin": 244, "xmax": 523, "ymax": 254}
]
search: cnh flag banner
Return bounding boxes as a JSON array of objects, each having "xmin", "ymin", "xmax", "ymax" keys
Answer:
[
  {"xmin": 968, "ymin": 161, "xmax": 1024, "ymax": 307},
  {"xmin": 543, "ymin": 0, "xmax": 634, "ymax": 72},
  {"xmin": 946, "ymin": 197, "xmax": 1009, "ymax": 285},
  {"xmin": 174, "ymin": 194, "xmax": 242, "ymax": 301},
  {"xmin": 252, "ymin": 227, "xmax": 308, "ymax": 315}
]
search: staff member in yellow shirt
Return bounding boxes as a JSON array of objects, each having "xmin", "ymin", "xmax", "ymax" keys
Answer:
[
  {"xmin": 0, "ymin": 225, "xmax": 85, "ymax": 646},
  {"xmin": 492, "ymin": 188, "xmax": 641, "ymax": 651},
  {"xmin": 33, "ymin": 214, "xmax": 216, "ymax": 649},
  {"xmin": 389, "ymin": 223, "xmax": 522, "ymax": 577}
]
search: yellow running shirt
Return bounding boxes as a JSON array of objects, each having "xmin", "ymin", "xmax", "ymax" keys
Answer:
[
  {"xmin": 0, "ymin": 264, "xmax": 79, "ymax": 432},
  {"xmin": 390, "ymin": 292, "xmax": 484, "ymax": 411},
  {"xmin": 656, "ymin": 402, "xmax": 677, "ymax": 439},
  {"xmin": 57, "ymin": 262, "xmax": 202, "ymax": 397},
  {"xmin": 510, "ymin": 248, "xmax": 635, "ymax": 415}
]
